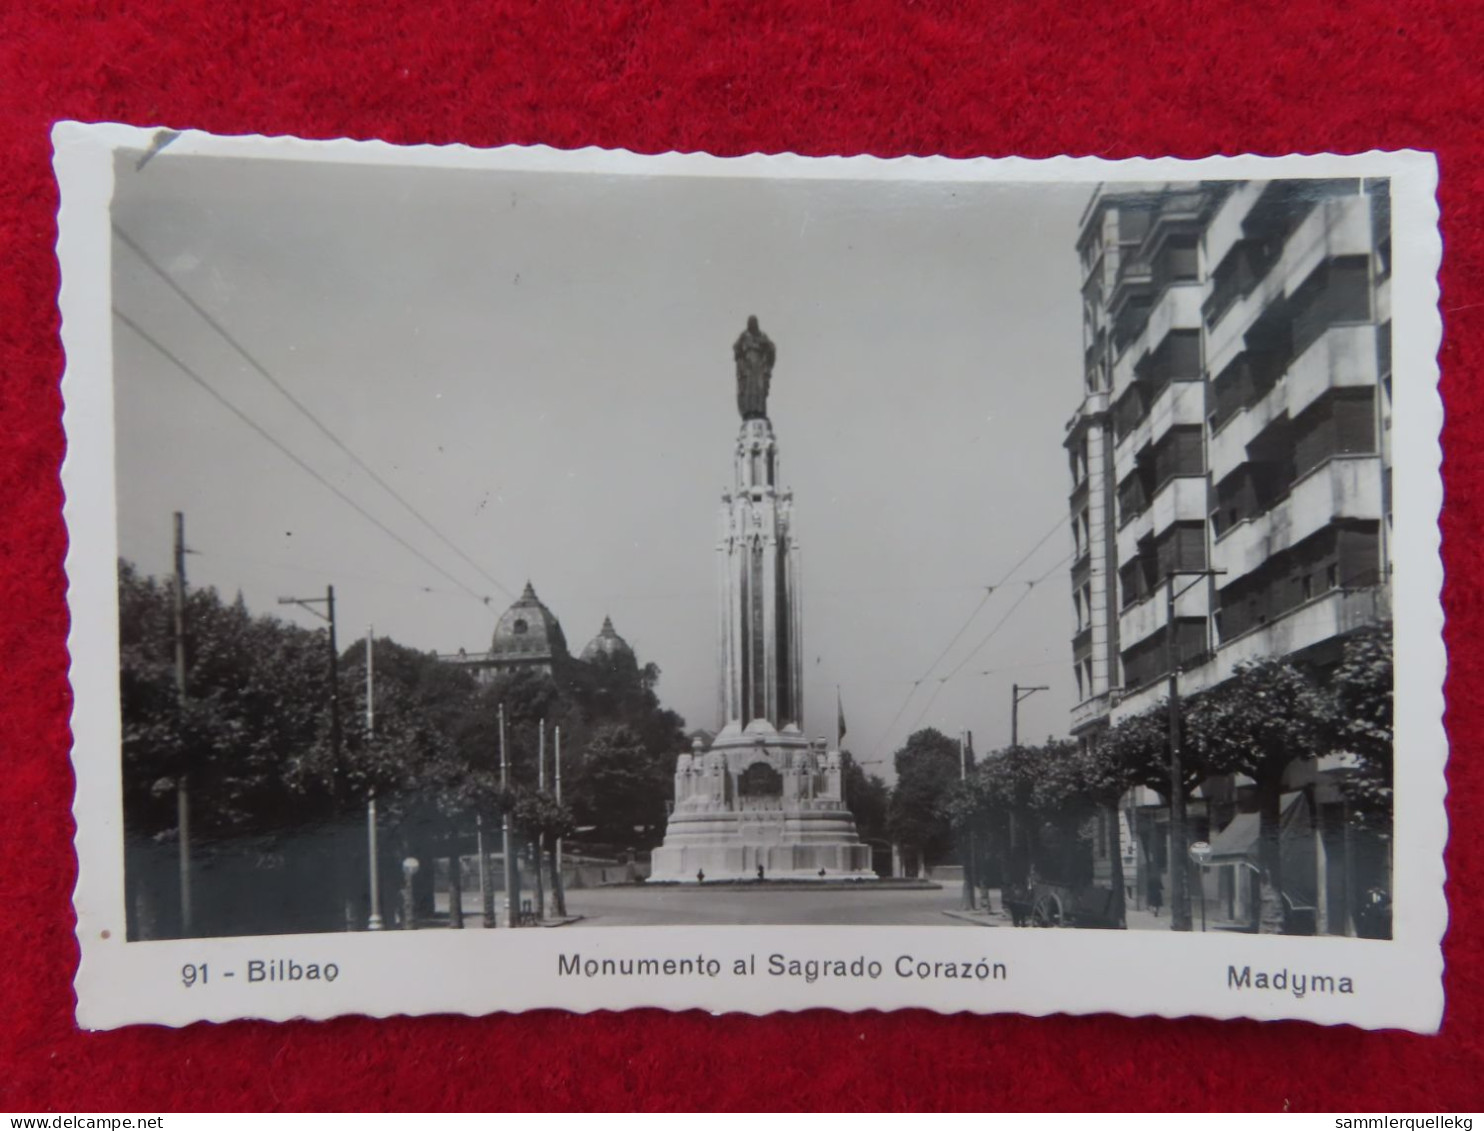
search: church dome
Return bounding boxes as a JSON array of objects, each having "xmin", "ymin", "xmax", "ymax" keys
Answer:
[
  {"xmin": 490, "ymin": 582, "xmax": 569, "ymax": 666},
  {"xmin": 580, "ymin": 615, "xmax": 635, "ymax": 663}
]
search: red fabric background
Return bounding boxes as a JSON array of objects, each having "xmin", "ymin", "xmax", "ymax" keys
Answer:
[{"xmin": 2, "ymin": 0, "xmax": 1481, "ymax": 1112}]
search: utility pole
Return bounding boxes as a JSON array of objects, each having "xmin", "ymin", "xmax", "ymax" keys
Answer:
[
  {"xmin": 533, "ymin": 719, "xmax": 546, "ymax": 921},
  {"xmin": 959, "ymin": 729, "xmax": 975, "ymax": 911},
  {"xmin": 278, "ymin": 585, "xmax": 348, "ymax": 929},
  {"xmin": 1163, "ymin": 568, "xmax": 1225, "ymax": 933},
  {"xmin": 365, "ymin": 626, "xmax": 382, "ymax": 931},
  {"xmin": 1008, "ymin": 684, "xmax": 1048, "ymax": 897},
  {"xmin": 172, "ymin": 512, "xmax": 192, "ymax": 937},
  {"xmin": 499, "ymin": 704, "xmax": 517, "ymax": 928},
  {"xmin": 1011, "ymin": 684, "xmax": 1049, "ymax": 748},
  {"xmin": 553, "ymin": 725, "xmax": 566, "ymax": 918}
]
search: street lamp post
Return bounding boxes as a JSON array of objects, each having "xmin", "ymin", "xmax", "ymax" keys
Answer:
[
  {"xmin": 958, "ymin": 730, "xmax": 975, "ymax": 911},
  {"xmin": 365, "ymin": 626, "xmax": 383, "ymax": 931},
  {"xmin": 1162, "ymin": 568, "xmax": 1224, "ymax": 933},
  {"xmin": 499, "ymin": 704, "xmax": 517, "ymax": 928}
]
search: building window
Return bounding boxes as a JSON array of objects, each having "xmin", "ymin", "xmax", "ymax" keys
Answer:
[
  {"xmin": 1152, "ymin": 235, "xmax": 1200, "ymax": 290},
  {"xmin": 1213, "ymin": 421, "xmax": 1298, "ymax": 536},
  {"xmin": 1120, "ymin": 620, "xmax": 1207, "ymax": 690},
  {"xmin": 1293, "ymin": 388, "xmax": 1378, "ymax": 477},
  {"xmin": 1151, "ymin": 425, "xmax": 1205, "ymax": 489},
  {"xmin": 1156, "ymin": 521, "xmax": 1207, "ymax": 577},
  {"xmin": 1291, "ymin": 256, "xmax": 1373, "ymax": 358},
  {"xmin": 1214, "ymin": 522, "xmax": 1382, "ymax": 640},
  {"xmin": 1370, "ymin": 178, "xmax": 1392, "ymax": 280},
  {"xmin": 1210, "ymin": 344, "xmax": 1291, "ymax": 434}
]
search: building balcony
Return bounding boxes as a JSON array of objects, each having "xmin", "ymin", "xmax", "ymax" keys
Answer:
[
  {"xmin": 1212, "ymin": 454, "xmax": 1384, "ymax": 582},
  {"xmin": 1071, "ymin": 691, "xmax": 1114, "ymax": 735},
  {"xmin": 1116, "ymin": 500, "xmax": 1154, "ymax": 562},
  {"xmin": 1141, "ymin": 474, "xmax": 1208, "ymax": 547},
  {"xmin": 1115, "ymin": 381, "xmax": 1204, "ymax": 481},
  {"xmin": 1119, "ymin": 573, "xmax": 1211, "ymax": 653},
  {"xmin": 1112, "ymin": 283, "xmax": 1203, "ymax": 393},
  {"xmin": 1071, "ymin": 553, "xmax": 1092, "ymax": 591},
  {"xmin": 1073, "ymin": 626, "xmax": 1094, "ymax": 659},
  {"xmin": 1286, "ymin": 323, "xmax": 1380, "ymax": 420},
  {"xmin": 1201, "ymin": 183, "xmax": 1270, "ymax": 280},
  {"xmin": 1115, "ymin": 584, "xmax": 1389, "ymax": 721},
  {"xmin": 1206, "ymin": 193, "xmax": 1374, "ymax": 377},
  {"xmin": 1209, "ymin": 323, "xmax": 1380, "ymax": 478},
  {"xmin": 1065, "ymin": 390, "xmax": 1111, "ymax": 437}
]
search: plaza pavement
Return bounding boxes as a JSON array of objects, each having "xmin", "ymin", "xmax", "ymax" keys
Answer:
[
  {"xmin": 561, "ymin": 883, "xmax": 988, "ymax": 927},
  {"xmin": 437, "ymin": 884, "xmax": 1196, "ymax": 929}
]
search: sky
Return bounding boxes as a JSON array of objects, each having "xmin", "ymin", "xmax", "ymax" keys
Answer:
[{"xmin": 110, "ymin": 149, "xmax": 1090, "ymax": 779}]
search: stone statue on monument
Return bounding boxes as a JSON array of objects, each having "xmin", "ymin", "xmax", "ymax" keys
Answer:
[{"xmin": 733, "ymin": 315, "xmax": 775, "ymax": 420}]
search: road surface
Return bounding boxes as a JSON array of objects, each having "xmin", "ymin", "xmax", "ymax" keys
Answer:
[{"xmin": 562, "ymin": 883, "xmax": 989, "ymax": 927}]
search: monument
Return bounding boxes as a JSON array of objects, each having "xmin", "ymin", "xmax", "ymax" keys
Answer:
[{"xmin": 650, "ymin": 317, "xmax": 875, "ymax": 882}]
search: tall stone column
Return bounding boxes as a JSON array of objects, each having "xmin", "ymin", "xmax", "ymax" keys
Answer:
[
  {"xmin": 788, "ymin": 536, "xmax": 803, "ymax": 728},
  {"xmin": 763, "ymin": 529, "xmax": 779, "ymax": 724},
  {"xmin": 717, "ymin": 504, "xmax": 731, "ymax": 729}
]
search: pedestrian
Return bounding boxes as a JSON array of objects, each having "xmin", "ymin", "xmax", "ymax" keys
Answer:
[
  {"xmin": 1148, "ymin": 872, "xmax": 1164, "ymax": 917},
  {"xmin": 756, "ymin": 863, "xmax": 765, "ymax": 881},
  {"xmin": 696, "ymin": 868, "xmax": 706, "ymax": 883}
]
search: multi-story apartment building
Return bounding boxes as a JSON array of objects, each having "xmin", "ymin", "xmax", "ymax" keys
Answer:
[{"xmin": 1066, "ymin": 178, "xmax": 1393, "ymax": 934}]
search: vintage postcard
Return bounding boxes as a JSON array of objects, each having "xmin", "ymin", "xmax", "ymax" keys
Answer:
[{"xmin": 56, "ymin": 123, "xmax": 1445, "ymax": 1030}]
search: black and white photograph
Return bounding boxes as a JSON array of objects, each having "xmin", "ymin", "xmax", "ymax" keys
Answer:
[{"xmin": 57, "ymin": 126, "xmax": 1445, "ymax": 1030}]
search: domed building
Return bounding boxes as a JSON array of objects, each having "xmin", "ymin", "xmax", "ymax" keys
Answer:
[
  {"xmin": 489, "ymin": 581, "xmax": 569, "ymax": 673},
  {"xmin": 441, "ymin": 586, "xmax": 640, "ymax": 684},
  {"xmin": 442, "ymin": 581, "xmax": 571, "ymax": 680},
  {"xmin": 580, "ymin": 616, "xmax": 635, "ymax": 664}
]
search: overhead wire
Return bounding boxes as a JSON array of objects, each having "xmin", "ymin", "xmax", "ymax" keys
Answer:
[
  {"xmin": 940, "ymin": 549, "xmax": 1074, "ymax": 682},
  {"xmin": 113, "ymin": 224, "xmax": 517, "ymax": 603},
  {"xmin": 868, "ymin": 513, "xmax": 1070, "ymax": 758},
  {"xmin": 114, "ymin": 309, "xmax": 493, "ymax": 606},
  {"xmin": 190, "ymin": 548, "xmax": 466, "ymax": 597}
]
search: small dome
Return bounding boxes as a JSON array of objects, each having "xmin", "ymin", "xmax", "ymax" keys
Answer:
[
  {"xmin": 490, "ymin": 582, "xmax": 568, "ymax": 663},
  {"xmin": 580, "ymin": 615, "xmax": 635, "ymax": 663}
]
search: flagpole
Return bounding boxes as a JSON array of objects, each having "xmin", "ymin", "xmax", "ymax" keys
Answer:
[{"xmin": 836, "ymin": 685, "xmax": 847, "ymax": 808}]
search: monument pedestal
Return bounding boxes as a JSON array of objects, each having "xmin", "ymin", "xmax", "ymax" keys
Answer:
[{"xmin": 650, "ymin": 724, "xmax": 875, "ymax": 882}]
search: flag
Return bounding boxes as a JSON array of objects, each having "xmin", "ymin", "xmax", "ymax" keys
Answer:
[{"xmin": 836, "ymin": 687, "xmax": 847, "ymax": 747}]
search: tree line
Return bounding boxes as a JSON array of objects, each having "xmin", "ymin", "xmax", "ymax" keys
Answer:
[
  {"xmin": 119, "ymin": 560, "xmax": 689, "ymax": 937},
  {"xmin": 884, "ymin": 624, "xmax": 1393, "ymax": 934}
]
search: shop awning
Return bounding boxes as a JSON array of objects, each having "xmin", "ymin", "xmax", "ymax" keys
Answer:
[{"xmin": 1206, "ymin": 793, "xmax": 1308, "ymax": 864}]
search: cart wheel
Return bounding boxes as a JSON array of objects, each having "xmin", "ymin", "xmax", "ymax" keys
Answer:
[{"xmin": 1031, "ymin": 892, "xmax": 1063, "ymax": 928}]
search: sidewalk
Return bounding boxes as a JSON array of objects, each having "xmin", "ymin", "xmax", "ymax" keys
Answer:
[{"xmin": 940, "ymin": 906, "xmax": 1005, "ymax": 927}]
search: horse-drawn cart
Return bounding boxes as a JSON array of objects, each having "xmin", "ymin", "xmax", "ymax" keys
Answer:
[{"xmin": 1003, "ymin": 880, "xmax": 1123, "ymax": 929}]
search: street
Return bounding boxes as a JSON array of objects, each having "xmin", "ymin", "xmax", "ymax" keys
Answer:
[{"xmin": 562, "ymin": 883, "xmax": 988, "ymax": 927}]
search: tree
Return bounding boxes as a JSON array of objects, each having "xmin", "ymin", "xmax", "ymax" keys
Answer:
[
  {"xmin": 119, "ymin": 561, "xmax": 375, "ymax": 936},
  {"xmin": 886, "ymin": 728, "xmax": 962, "ymax": 873},
  {"xmin": 1065, "ymin": 733, "xmax": 1151, "ymax": 928},
  {"xmin": 569, "ymin": 724, "xmax": 671, "ymax": 849},
  {"xmin": 1102, "ymin": 705, "xmax": 1209, "ymax": 804},
  {"xmin": 840, "ymin": 751, "xmax": 889, "ymax": 848},
  {"xmin": 512, "ymin": 788, "xmax": 577, "ymax": 916},
  {"xmin": 1330, "ymin": 623, "xmax": 1393, "ymax": 833},
  {"xmin": 1194, "ymin": 659, "xmax": 1334, "ymax": 934},
  {"xmin": 944, "ymin": 740, "xmax": 1087, "ymax": 896}
]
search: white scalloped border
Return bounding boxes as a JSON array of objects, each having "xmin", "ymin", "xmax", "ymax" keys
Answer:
[{"xmin": 55, "ymin": 123, "xmax": 1446, "ymax": 1032}]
